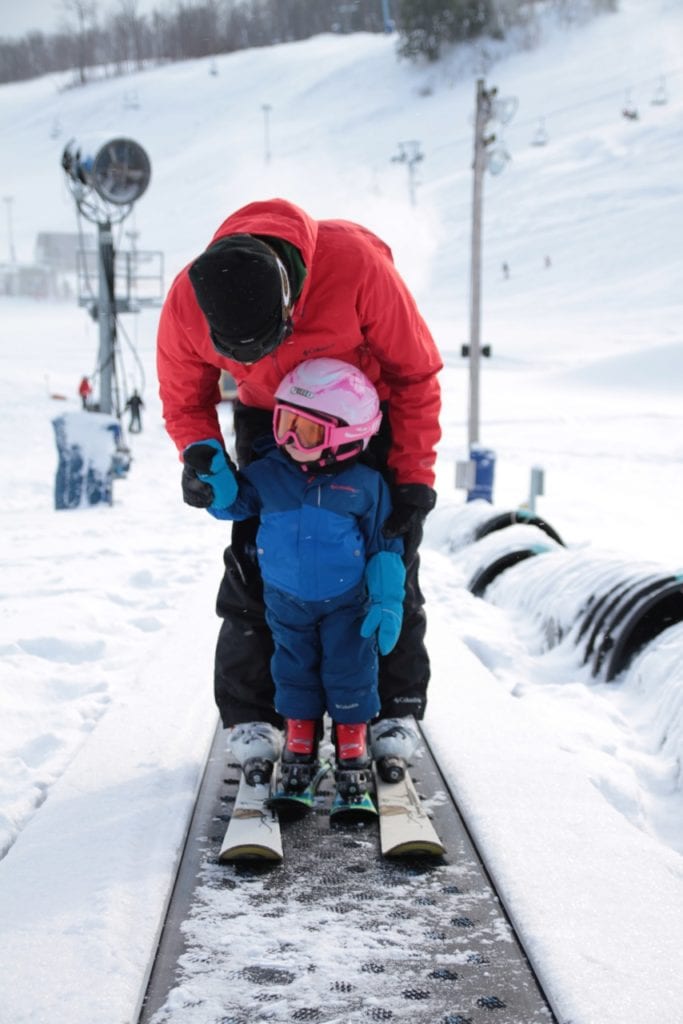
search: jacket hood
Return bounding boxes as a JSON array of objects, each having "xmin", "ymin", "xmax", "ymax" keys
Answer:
[
  {"xmin": 210, "ymin": 198, "xmax": 318, "ymax": 275},
  {"xmin": 208, "ymin": 199, "xmax": 318, "ymax": 315}
]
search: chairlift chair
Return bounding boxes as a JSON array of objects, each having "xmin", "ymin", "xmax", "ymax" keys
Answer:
[
  {"xmin": 651, "ymin": 77, "xmax": 667, "ymax": 106},
  {"xmin": 622, "ymin": 90, "xmax": 639, "ymax": 121},
  {"xmin": 531, "ymin": 118, "xmax": 548, "ymax": 146}
]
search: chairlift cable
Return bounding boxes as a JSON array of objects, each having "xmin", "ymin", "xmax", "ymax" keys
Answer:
[
  {"xmin": 430, "ymin": 63, "xmax": 683, "ymax": 156},
  {"xmin": 115, "ymin": 314, "xmax": 147, "ymax": 398}
]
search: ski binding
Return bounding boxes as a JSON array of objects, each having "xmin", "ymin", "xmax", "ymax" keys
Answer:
[{"xmin": 269, "ymin": 760, "xmax": 331, "ymax": 819}]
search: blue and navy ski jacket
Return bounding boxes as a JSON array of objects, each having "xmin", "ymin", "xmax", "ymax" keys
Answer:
[{"xmin": 210, "ymin": 449, "xmax": 402, "ymax": 602}]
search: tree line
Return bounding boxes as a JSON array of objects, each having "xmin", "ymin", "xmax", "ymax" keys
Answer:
[
  {"xmin": 0, "ymin": 0, "xmax": 617, "ymax": 86},
  {"xmin": 396, "ymin": 0, "xmax": 616, "ymax": 61}
]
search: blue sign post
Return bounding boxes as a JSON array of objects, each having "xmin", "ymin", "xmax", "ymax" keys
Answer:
[{"xmin": 467, "ymin": 444, "xmax": 496, "ymax": 503}]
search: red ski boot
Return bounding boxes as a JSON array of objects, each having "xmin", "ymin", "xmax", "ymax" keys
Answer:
[{"xmin": 334, "ymin": 722, "xmax": 372, "ymax": 801}]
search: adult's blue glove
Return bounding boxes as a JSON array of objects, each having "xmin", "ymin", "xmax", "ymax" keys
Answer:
[
  {"xmin": 182, "ymin": 439, "xmax": 238, "ymax": 510},
  {"xmin": 360, "ymin": 551, "xmax": 406, "ymax": 655}
]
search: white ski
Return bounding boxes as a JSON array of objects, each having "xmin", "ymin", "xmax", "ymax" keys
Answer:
[
  {"xmin": 219, "ymin": 773, "xmax": 283, "ymax": 863},
  {"xmin": 374, "ymin": 764, "xmax": 445, "ymax": 858}
]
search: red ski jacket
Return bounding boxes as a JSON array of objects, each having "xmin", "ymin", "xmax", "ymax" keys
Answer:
[{"xmin": 156, "ymin": 198, "xmax": 441, "ymax": 487}]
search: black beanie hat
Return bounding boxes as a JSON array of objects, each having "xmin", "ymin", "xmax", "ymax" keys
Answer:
[{"xmin": 188, "ymin": 235, "xmax": 286, "ymax": 359}]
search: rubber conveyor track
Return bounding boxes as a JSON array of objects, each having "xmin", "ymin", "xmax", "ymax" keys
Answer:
[{"xmin": 139, "ymin": 724, "xmax": 558, "ymax": 1024}]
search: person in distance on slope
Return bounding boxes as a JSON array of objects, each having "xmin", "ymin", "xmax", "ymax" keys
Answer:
[
  {"xmin": 184, "ymin": 359, "xmax": 405, "ymax": 797},
  {"xmin": 156, "ymin": 197, "xmax": 442, "ymax": 779},
  {"xmin": 78, "ymin": 375, "xmax": 92, "ymax": 409},
  {"xmin": 125, "ymin": 389, "xmax": 145, "ymax": 433}
]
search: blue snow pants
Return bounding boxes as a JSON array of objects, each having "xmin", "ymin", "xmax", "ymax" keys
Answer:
[{"xmin": 263, "ymin": 581, "xmax": 380, "ymax": 724}]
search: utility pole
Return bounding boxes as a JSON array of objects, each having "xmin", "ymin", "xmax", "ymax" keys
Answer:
[
  {"xmin": 466, "ymin": 80, "xmax": 514, "ymax": 447},
  {"xmin": 3, "ymin": 196, "xmax": 16, "ymax": 264},
  {"xmin": 459, "ymin": 80, "xmax": 515, "ymax": 503},
  {"xmin": 467, "ymin": 79, "xmax": 489, "ymax": 449}
]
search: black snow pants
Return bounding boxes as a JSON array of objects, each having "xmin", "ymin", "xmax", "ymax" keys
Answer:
[{"xmin": 213, "ymin": 401, "xmax": 430, "ymax": 728}]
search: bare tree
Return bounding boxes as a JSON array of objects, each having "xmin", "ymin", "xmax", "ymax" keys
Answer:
[
  {"xmin": 61, "ymin": 0, "xmax": 98, "ymax": 84},
  {"xmin": 117, "ymin": 0, "xmax": 147, "ymax": 69},
  {"xmin": 101, "ymin": 0, "xmax": 148, "ymax": 74}
]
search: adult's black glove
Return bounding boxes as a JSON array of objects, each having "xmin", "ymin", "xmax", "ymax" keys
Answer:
[
  {"xmin": 181, "ymin": 462, "xmax": 215, "ymax": 508},
  {"xmin": 383, "ymin": 483, "xmax": 437, "ymax": 540},
  {"xmin": 182, "ymin": 439, "xmax": 238, "ymax": 510}
]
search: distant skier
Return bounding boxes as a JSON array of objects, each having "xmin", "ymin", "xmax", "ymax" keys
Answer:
[
  {"xmin": 125, "ymin": 390, "xmax": 144, "ymax": 433},
  {"xmin": 183, "ymin": 358, "xmax": 405, "ymax": 803},
  {"xmin": 78, "ymin": 375, "xmax": 92, "ymax": 410},
  {"xmin": 502, "ymin": 261, "xmax": 510, "ymax": 280}
]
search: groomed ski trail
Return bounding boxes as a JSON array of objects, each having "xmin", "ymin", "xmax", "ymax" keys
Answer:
[{"xmin": 139, "ymin": 722, "xmax": 556, "ymax": 1024}]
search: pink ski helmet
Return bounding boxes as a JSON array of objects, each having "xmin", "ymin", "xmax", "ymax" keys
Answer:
[{"xmin": 273, "ymin": 358, "xmax": 382, "ymax": 466}]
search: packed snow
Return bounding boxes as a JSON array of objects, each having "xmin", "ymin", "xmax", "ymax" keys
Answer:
[{"xmin": 0, "ymin": 1, "xmax": 682, "ymax": 1022}]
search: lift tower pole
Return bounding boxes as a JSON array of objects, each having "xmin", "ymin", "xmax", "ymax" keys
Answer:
[
  {"xmin": 97, "ymin": 221, "xmax": 116, "ymax": 414},
  {"xmin": 468, "ymin": 78, "xmax": 489, "ymax": 449}
]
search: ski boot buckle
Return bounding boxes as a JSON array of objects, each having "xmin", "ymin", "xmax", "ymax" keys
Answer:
[
  {"xmin": 375, "ymin": 755, "xmax": 406, "ymax": 784},
  {"xmin": 243, "ymin": 756, "xmax": 274, "ymax": 786}
]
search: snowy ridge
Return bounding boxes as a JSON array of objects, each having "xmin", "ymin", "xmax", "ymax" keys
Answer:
[
  {"xmin": 425, "ymin": 604, "xmax": 683, "ymax": 1024},
  {"xmin": 0, "ymin": 576, "xmax": 218, "ymax": 1024}
]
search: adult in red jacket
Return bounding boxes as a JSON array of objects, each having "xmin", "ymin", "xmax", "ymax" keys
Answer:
[{"xmin": 157, "ymin": 198, "xmax": 442, "ymax": 768}]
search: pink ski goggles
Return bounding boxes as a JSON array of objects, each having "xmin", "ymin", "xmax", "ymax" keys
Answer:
[{"xmin": 273, "ymin": 402, "xmax": 381, "ymax": 454}]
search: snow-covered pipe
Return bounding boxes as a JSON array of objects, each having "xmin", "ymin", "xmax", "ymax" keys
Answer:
[
  {"xmin": 473, "ymin": 509, "xmax": 565, "ymax": 547},
  {"xmin": 468, "ymin": 544, "xmax": 558, "ymax": 599},
  {"xmin": 436, "ymin": 503, "xmax": 683, "ymax": 682},
  {"xmin": 428, "ymin": 499, "xmax": 565, "ymax": 553},
  {"xmin": 479, "ymin": 547, "xmax": 683, "ymax": 681}
]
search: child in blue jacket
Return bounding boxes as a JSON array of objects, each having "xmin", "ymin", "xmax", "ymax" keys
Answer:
[{"xmin": 182, "ymin": 358, "xmax": 405, "ymax": 801}]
